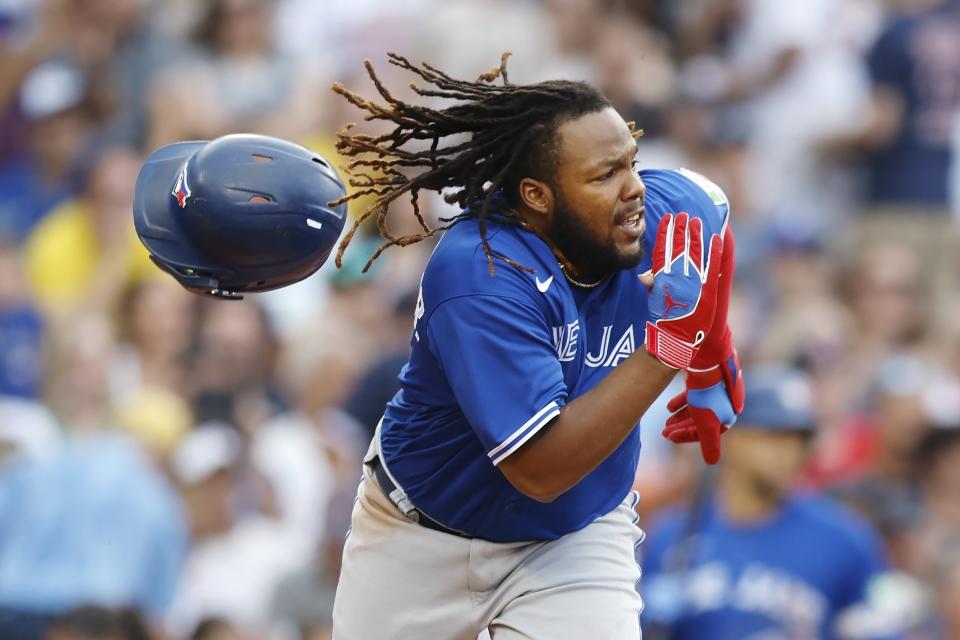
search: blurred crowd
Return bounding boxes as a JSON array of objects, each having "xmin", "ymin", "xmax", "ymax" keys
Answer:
[{"xmin": 0, "ymin": 0, "xmax": 959, "ymax": 638}]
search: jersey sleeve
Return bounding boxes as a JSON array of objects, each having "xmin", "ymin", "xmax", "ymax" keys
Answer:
[
  {"xmin": 425, "ymin": 293, "xmax": 567, "ymax": 466},
  {"xmin": 638, "ymin": 168, "xmax": 730, "ymax": 260},
  {"xmin": 673, "ymin": 168, "xmax": 731, "ymax": 228}
]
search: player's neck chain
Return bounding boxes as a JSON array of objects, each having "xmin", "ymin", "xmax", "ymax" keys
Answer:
[
  {"xmin": 514, "ymin": 216, "xmax": 607, "ymax": 289},
  {"xmin": 559, "ymin": 264, "xmax": 605, "ymax": 289}
]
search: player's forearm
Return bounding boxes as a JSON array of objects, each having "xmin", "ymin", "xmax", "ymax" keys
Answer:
[{"xmin": 499, "ymin": 350, "xmax": 676, "ymax": 502}]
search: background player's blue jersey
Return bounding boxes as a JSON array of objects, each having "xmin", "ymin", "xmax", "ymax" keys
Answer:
[
  {"xmin": 641, "ymin": 494, "xmax": 893, "ymax": 640},
  {"xmin": 378, "ymin": 168, "xmax": 730, "ymax": 542}
]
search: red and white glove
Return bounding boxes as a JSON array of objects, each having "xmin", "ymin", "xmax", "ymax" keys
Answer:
[
  {"xmin": 662, "ymin": 224, "xmax": 744, "ymax": 464},
  {"xmin": 644, "ymin": 213, "xmax": 723, "ymax": 370}
]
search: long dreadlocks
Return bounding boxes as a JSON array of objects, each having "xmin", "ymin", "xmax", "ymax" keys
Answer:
[{"xmin": 329, "ymin": 52, "xmax": 615, "ymax": 275}]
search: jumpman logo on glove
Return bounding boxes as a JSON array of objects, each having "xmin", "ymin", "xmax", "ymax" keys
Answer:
[{"xmin": 662, "ymin": 284, "xmax": 690, "ymax": 317}]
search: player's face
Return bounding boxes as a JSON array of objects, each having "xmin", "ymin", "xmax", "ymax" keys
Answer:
[
  {"xmin": 547, "ymin": 108, "xmax": 646, "ymax": 279},
  {"xmin": 726, "ymin": 430, "xmax": 811, "ymax": 502}
]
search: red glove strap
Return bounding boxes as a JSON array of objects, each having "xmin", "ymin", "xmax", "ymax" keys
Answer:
[{"xmin": 645, "ymin": 322, "xmax": 696, "ymax": 370}]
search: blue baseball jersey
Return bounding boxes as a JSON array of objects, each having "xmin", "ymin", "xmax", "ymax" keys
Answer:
[
  {"xmin": 641, "ymin": 494, "xmax": 893, "ymax": 640},
  {"xmin": 378, "ymin": 168, "xmax": 730, "ymax": 542}
]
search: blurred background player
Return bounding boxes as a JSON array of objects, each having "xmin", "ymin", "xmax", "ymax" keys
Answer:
[{"xmin": 641, "ymin": 367, "xmax": 902, "ymax": 639}]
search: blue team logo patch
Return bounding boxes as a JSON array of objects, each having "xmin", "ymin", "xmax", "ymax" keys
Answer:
[{"xmin": 172, "ymin": 166, "xmax": 191, "ymax": 209}]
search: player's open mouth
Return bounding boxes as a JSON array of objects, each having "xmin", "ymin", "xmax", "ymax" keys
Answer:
[{"xmin": 615, "ymin": 207, "xmax": 644, "ymax": 239}]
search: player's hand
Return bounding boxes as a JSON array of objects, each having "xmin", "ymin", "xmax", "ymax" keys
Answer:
[
  {"xmin": 662, "ymin": 346, "xmax": 743, "ymax": 464},
  {"xmin": 661, "ymin": 225, "xmax": 743, "ymax": 464},
  {"xmin": 642, "ymin": 212, "xmax": 723, "ymax": 370}
]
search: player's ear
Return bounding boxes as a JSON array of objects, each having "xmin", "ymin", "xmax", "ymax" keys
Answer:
[{"xmin": 518, "ymin": 177, "xmax": 553, "ymax": 216}]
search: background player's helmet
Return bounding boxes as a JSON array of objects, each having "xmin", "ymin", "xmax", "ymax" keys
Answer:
[
  {"xmin": 133, "ymin": 133, "xmax": 348, "ymax": 299},
  {"xmin": 736, "ymin": 366, "xmax": 815, "ymax": 433}
]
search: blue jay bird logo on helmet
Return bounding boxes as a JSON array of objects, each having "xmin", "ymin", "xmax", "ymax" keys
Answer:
[{"xmin": 172, "ymin": 166, "xmax": 191, "ymax": 208}]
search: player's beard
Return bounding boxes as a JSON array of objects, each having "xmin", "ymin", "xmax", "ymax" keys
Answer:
[{"xmin": 548, "ymin": 189, "xmax": 644, "ymax": 280}]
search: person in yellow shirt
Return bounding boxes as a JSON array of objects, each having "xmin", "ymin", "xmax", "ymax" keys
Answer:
[{"xmin": 25, "ymin": 147, "xmax": 155, "ymax": 316}]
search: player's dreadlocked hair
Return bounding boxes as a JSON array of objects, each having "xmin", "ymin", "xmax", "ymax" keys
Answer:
[{"xmin": 330, "ymin": 52, "xmax": 615, "ymax": 275}]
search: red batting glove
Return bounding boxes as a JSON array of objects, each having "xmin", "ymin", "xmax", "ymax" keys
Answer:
[
  {"xmin": 644, "ymin": 213, "xmax": 723, "ymax": 370},
  {"xmin": 662, "ymin": 225, "xmax": 744, "ymax": 464},
  {"xmin": 661, "ymin": 347, "xmax": 743, "ymax": 464}
]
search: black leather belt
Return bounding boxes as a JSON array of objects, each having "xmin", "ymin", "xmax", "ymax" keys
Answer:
[{"xmin": 370, "ymin": 455, "xmax": 472, "ymax": 539}]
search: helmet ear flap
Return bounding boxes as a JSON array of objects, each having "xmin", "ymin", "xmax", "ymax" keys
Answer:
[{"xmin": 147, "ymin": 255, "xmax": 243, "ymax": 299}]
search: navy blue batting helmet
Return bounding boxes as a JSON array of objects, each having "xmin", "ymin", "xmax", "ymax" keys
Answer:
[{"xmin": 133, "ymin": 134, "xmax": 347, "ymax": 299}]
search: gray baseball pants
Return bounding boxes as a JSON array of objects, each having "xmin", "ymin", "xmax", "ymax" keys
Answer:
[{"xmin": 332, "ymin": 454, "xmax": 645, "ymax": 639}]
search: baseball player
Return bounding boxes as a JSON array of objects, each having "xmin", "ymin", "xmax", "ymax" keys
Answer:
[
  {"xmin": 130, "ymin": 54, "xmax": 743, "ymax": 640},
  {"xmin": 642, "ymin": 368, "xmax": 900, "ymax": 640},
  {"xmin": 325, "ymin": 55, "xmax": 744, "ymax": 639}
]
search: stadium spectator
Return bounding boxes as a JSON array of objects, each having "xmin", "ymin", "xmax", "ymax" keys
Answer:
[
  {"xmin": 830, "ymin": 356, "xmax": 941, "ymax": 572},
  {"xmin": 23, "ymin": 147, "xmax": 151, "ymax": 316},
  {"xmin": 256, "ymin": 336, "xmax": 367, "ymax": 549},
  {"xmin": 858, "ymin": 0, "xmax": 960, "ymax": 209},
  {"xmin": 0, "ymin": 238, "xmax": 44, "ymax": 399},
  {"xmin": 0, "ymin": 60, "xmax": 92, "ymax": 240},
  {"xmin": 113, "ymin": 278, "xmax": 197, "ymax": 398},
  {"xmin": 188, "ymin": 298, "xmax": 284, "ymax": 431},
  {"xmin": 913, "ymin": 426, "xmax": 960, "ymax": 577},
  {"xmin": 147, "ymin": 0, "xmax": 327, "ymax": 151},
  {"xmin": 0, "ymin": 422, "xmax": 186, "ymax": 639},
  {"xmin": 165, "ymin": 424, "xmax": 308, "ymax": 638}
]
